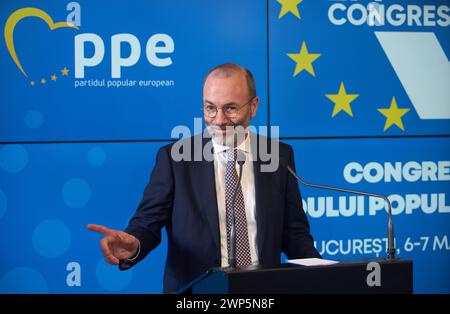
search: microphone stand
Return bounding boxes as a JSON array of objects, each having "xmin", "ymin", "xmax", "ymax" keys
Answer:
[{"xmin": 286, "ymin": 165, "xmax": 396, "ymax": 260}]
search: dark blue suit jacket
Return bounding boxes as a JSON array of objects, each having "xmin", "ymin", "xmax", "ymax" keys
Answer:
[{"xmin": 124, "ymin": 135, "xmax": 320, "ymax": 293}]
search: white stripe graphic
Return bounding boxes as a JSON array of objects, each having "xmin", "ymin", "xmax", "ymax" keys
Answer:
[{"xmin": 375, "ymin": 31, "xmax": 450, "ymax": 120}]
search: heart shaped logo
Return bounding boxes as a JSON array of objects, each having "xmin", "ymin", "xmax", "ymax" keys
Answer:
[{"xmin": 4, "ymin": 7, "xmax": 79, "ymax": 78}]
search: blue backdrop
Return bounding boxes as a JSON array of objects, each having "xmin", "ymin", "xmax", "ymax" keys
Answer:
[{"xmin": 0, "ymin": 0, "xmax": 449, "ymax": 293}]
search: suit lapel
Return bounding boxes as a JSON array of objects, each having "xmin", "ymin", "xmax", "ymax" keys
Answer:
[
  {"xmin": 198, "ymin": 137, "xmax": 220, "ymax": 253},
  {"xmin": 253, "ymin": 138, "xmax": 271, "ymax": 263}
]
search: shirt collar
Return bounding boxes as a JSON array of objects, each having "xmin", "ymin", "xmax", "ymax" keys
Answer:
[{"xmin": 212, "ymin": 132, "xmax": 252, "ymax": 155}]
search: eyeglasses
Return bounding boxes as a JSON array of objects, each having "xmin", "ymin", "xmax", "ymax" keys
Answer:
[{"xmin": 203, "ymin": 97, "xmax": 254, "ymax": 119}]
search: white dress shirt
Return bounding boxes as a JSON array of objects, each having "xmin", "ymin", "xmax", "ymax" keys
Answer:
[{"xmin": 211, "ymin": 135, "xmax": 259, "ymax": 267}]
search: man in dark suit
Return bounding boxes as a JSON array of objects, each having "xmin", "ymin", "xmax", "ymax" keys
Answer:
[{"xmin": 88, "ymin": 63, "xmax": 320, "ymax": 293}]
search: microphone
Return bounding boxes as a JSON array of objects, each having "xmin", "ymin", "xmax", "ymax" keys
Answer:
[
  {"xmin": 283, "ymin": 161, "xmax": 396, "ymax": 260},
  {"xmin": 228, "ymin": 150, "xmax": 246, "ymax": 268}
]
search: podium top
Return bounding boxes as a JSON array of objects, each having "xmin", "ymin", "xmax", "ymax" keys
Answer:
[{"xmin": 180, "ymin": 258, "xmax": 413, "ymax": 294}]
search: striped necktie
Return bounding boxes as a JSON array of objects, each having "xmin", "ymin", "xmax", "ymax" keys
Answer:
[{"xmin": 225, "ymin": 149, "xmax": 252, "ymax": 267}]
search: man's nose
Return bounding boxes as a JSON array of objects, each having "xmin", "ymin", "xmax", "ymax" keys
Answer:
[{"xmin": 213, "ymin": 108, "xmax": 229, "ymax": 125}]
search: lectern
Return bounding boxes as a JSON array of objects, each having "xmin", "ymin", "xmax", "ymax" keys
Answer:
[{"xmin": 179, "ymin": 259, "xmax": 413, "ymax": 294}]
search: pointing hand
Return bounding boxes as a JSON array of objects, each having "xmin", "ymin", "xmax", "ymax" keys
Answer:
[{"xmin": 87, "ymin": 224, "xmax": 140, "ymax": 265}]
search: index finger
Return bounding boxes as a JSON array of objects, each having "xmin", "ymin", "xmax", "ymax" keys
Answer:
[{"xmin": 87, "ymin": 224, "xmax": 113, "ymax": 236}]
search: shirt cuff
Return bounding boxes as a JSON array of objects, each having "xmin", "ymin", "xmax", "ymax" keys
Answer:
[{"xmin": 125, "ymin": 242, "xmax": 141, "ymax": 262}]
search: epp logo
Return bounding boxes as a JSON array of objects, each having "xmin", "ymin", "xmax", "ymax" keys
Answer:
[
  {"xmin": 4, "ymin": 3, "xmax": 175, "ymax": 82},
  {"xmin": 74, "ymin": 33, "xmax": 174, "ymax": 79},
  {"xmin": 4, "ymin": 7, "xmax": 78, "ymax": 79}
]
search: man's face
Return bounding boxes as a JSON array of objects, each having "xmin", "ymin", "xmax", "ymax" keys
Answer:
[{"xmin": 203, "ymin": 71, "xmax": 259, "ymax": 146}]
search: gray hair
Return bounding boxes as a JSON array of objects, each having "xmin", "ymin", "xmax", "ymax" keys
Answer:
[{"xmin": 203, "ymin": 63, "xmax": 256, "ymax": 99}]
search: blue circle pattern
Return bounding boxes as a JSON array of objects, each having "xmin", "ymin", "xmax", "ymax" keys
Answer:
[
  {"xmin": 0, "ymin": 189, "xmax": 6, "ymax": 218},
  {"xmin": 88, "ymin": 147, "xmax": 106, "ymax": 166},
  {"xmin": 0, "ymin": 145, "xmax": 28, "ymax": 173},
  {"xmin": 32, "ymin": 219, "xmax": 71, "ymax": 258},
  {"xmin": 0, "ymin": 267, "xmax": 48, "ymax": 293},
  {"xmin": 62, "ymin": 178, "xmax": 91, "ymax": 208},
  {"xmin": 96, "ymin": 259, "xmax": 133, "ymax": 291},
  {"xmin": 25, "ymin": 110, "xmax": 44, "ymax": 129}
]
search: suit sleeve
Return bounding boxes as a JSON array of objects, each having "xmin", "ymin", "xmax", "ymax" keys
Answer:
[
  {"xmin": 282, "ymin": 145, "xmax": 321, "ymax": 259},
  {"xmin": 123, "ymin": 145, "xmax": 174, "ymax": 266}
]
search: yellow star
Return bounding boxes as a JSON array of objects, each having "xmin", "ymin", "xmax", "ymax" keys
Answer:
[
  {"xmin": 30, "ymin": 81, "xmax": 35, "ymax": 86},
  {"xmin": 326, "ymin": 82, "xmax": 359, "ymax": 117},
  {"xmin": 61, "ymin": 67, "xmax": 69, "ymax": 76},
  {"xmin": 287, "ymin": 41, "xmax": 321, "ymax": 77},
  {"xmin": 41, "ymin": 78, "xmax": 46, "ymax": 84},
  {"xmin": 378, "ymin": 97, "xmax": 410, "ymax": 131},
  {"xmin": 51, "ymin": 74, "xmax": 57, "ymax": 81},
  {"xmin": 277, "ymin": 0, "xmax": 303, "ymax": 19}
]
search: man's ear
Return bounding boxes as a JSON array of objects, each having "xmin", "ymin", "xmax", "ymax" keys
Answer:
[{"xmin": 250, "ymin": 96, "xmax": 259, "ymax": 119}]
